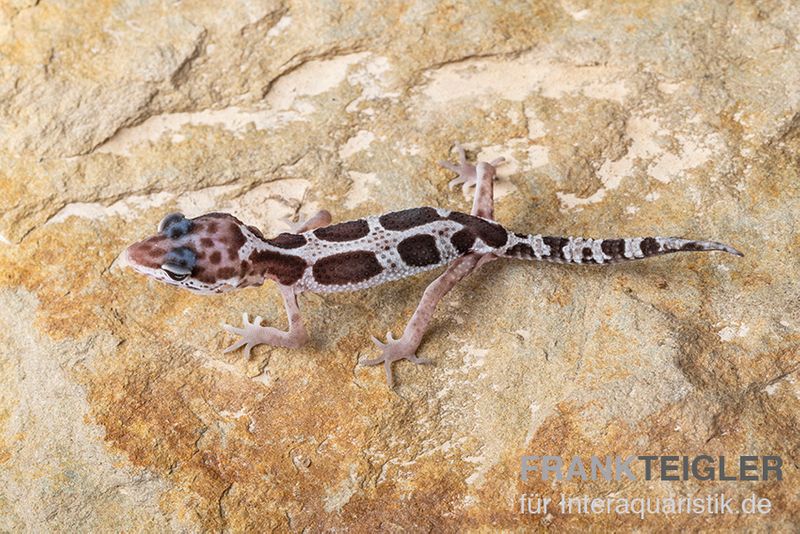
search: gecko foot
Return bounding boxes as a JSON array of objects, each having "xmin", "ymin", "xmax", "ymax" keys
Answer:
[
  {"xmin": 438, "ymin": 143, "xmax": 505, "ymax": 194},
  {"xmin": 360, "ymin": 332, "xmax": 432, "ymax": 387},
  {"xmin": 222, "ymin": 312, "xmax": 305, "ymax": 358},
  {"xmin": 280, "ymin": 210, "xmax": 333, "ymax": 233}
]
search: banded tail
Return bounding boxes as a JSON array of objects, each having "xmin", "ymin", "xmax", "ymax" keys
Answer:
[{"xmin": 500, "ymin": 233, "xmax": 743, "ymax": 264}]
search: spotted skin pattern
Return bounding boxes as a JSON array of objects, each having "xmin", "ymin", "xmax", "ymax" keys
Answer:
[{"xmin": 125, "ymin": 144, "xmax": 743, "ymax": 386}]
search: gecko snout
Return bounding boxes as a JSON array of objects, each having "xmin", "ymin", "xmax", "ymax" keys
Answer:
[{"xmin": 125, "ymin": 211, "xmax": 261, "ymax": 294}]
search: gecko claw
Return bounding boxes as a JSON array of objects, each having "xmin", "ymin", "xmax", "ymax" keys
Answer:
[
  {"xmin": 369, "ymin": 335, "xmax": 385, "ymax": 349},
  {"xmin": 360, "ymin": 332, "xmax": 433, "ymax": 387}
]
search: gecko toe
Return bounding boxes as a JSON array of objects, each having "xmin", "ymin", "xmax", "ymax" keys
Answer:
[
  {"xmin": 221, "ymin": 313, "xmax": 271, "ymax": 358},
  {"xmin": 448, "ymin": 176, "xmax": 473, "ymax": 189},
  {"xmin": 439, "ymin": 160, "xmax": 460, "ymax": 173},
  {"xmin": 408, "ymin": 355, "xmax": 433, "ymax": 365},
  {"xmin": 223, "ymin": 338, "xmax": 246, "ymax": 353},
  {"xmin": 360, "ymin": 356, "xmax": 384, "ymax": 366},
  {"xmin": 455, "ymin": 143, "xmax": 466, "ymax": 163},
  {"xmin": 384, "ymin": 361, "xmax": 394, "ymax": 388}
]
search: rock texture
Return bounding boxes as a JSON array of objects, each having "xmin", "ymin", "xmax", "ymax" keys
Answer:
[{"xmin": 1, "ymin": 0, "xmax": 798, "ymax": 531}]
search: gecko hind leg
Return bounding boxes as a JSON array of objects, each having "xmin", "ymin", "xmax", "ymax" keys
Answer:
[
  {"xmin": 222, "ymin": 285, "xmax": 308, "ymax": 358},
  {"xmin": 441, "ymin": 143, "xmax": 503, "ymax": 267},
  {"xmin": 363, "ymin": 147, "xmax": 505, "ymax": 386},
  {"xmin": 281, "ymin": 209, "xmax": 332, "ymax": 233},
  {"xmin": 438, "ymin": 143, "xmax": 504, "ymax": 219},
  {"xmin": 359, "ymin": 253, "xmax": 481, "ymax": 387}
]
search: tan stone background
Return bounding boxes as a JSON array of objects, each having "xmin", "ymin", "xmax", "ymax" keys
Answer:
[{"xmin": 1, "ymin": 0, "xmax": 798, "ymax": 531}]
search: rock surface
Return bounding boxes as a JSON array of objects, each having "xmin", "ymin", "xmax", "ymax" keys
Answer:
[{"xmin": 1, "ymin": 0, "xmax": 798, "ymax": 531}]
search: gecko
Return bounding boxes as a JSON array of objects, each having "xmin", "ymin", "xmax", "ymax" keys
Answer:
[{"xmin": 124, "ymin": 144, "xmax": 743, "ymax": 386}]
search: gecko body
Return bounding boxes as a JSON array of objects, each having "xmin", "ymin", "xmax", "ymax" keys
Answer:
[{"xmin": 125, "ymin": 146, "xmax": 742, "ymax": 386}]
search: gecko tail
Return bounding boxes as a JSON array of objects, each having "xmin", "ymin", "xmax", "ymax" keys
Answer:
[{"xmin": 500, "ymin": 234, "xmax": 743, "ymax": 264}]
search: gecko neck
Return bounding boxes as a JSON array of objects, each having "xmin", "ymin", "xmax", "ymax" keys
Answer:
[{"xmin": 247, "ymin": 233, "xmax": 308, "ymax": 287}]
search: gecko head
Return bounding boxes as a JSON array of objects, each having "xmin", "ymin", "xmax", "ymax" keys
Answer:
[{"xmin": 125, "ymin": 212, "xmax": 263, "ymax": 294}]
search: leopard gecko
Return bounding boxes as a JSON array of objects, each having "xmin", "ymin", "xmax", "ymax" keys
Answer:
[{"xmin": 125, "ymin": 144, "xmax": 742, "ymax": 386}]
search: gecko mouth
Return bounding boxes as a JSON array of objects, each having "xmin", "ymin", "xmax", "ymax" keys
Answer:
[{"xmin": 119, "ymin": 248, "xmax": 131, "ymax": 270}]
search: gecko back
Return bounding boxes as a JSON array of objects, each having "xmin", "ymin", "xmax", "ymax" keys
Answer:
[{"xmin": 126, "ymin": 207, "xmax": 741, "ymax": 296}]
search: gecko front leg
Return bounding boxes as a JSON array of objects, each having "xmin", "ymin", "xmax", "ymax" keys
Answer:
[
  {"xmin": 281, "ymin": 209, "xmax": 333, "ymax": 233},
  {"xmin": 361, "ymin": 147, "xmax": 502, "ymax": 386},
  {"xmin": 222, "ymin": 284, "xmax": 308, "ymax": 357}
]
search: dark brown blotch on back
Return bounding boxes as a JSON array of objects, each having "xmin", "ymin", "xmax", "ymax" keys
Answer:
[
  {"xmin": 247, "ymin": 225, "xmax": 264, "ymax": 239},
  {"xmin": 397, "ymin": 234, "xmax": 441, "ymax": 267},
  {"xmin": 229, "ymin": 225, "xmax": 247, "ymax": 251},
  {"xmin": 267, "ymin": 233, "xmax": 307, "ymax": 249},
  {"xmin": 450, "ymin": 228, "xmax": 475, "ymax": 254},
  {"xmin": 314, "ymin": 219, "xmax": 370, "ymax": 242},
  {"xmin": 221, "ymin": 224, "xmax": 247, "ymax": 261},
  {"xmin": 200, "ymin": 238, "xmax": 214, "ymax": 247},
  {"xmin": 506, "ymin": 243, "xmax": 533, "ymax": 258},
  {"xmin": 312, "ymin": 250, "xmax": 383, "ymax": 285},
  {"xmin": 543, "ymin": 236, "xmax": 569, "ymax": 260},
  {"xmin": 447, "ymin": 211, "xmax": 507, "ymax": 248},
  {"xmin": 249, "ymin": 249, "xmax": 307, "ymax": 285},
  {"xmin": 641, "ymin": 237, "xmax": 660, "ymax": 255},
  {"xmin": 209, "ymin": 251, "xmax": 221, "ymax": 264},
  {"xmin": 680, "ymin": 241, "xmax": 705, "ymax": 252},
  {"xmin": 600, "ymin": 239, "xmax": 625, "ymax": 259},
  {"xmin": 379, "ymin": 207, "xmax": 442, "ymax": 231}
]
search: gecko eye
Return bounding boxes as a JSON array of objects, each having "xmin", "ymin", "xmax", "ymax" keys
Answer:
[
  {"xmin": 161, "ymin": 262, "xmax": 192, "ymax": 281},
  {"xmin": 164, "ymin": 269, "xmax": 189, "ymax": 281},
  {"xmin": 160, "ymin": 247, "xmax": 196, "ymax": 283}
]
